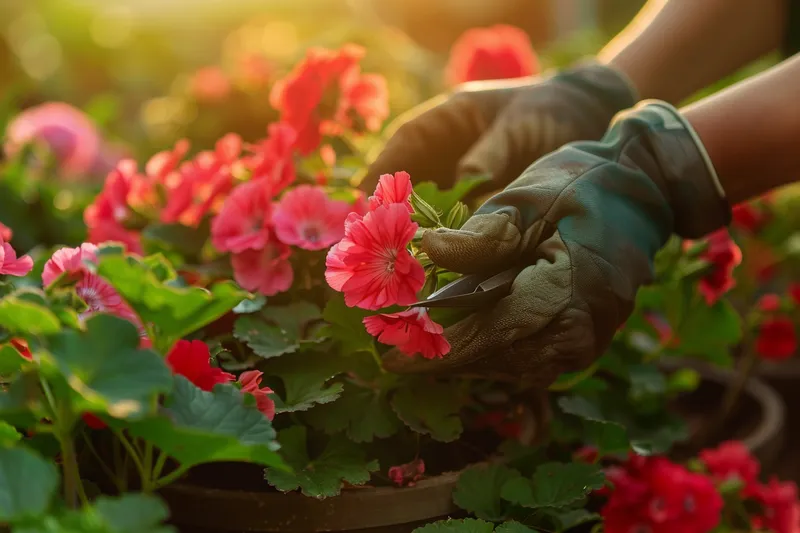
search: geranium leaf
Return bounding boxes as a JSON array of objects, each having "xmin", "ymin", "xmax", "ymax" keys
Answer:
[
  {"xmin": 627, "ymin": 364, "xmax": 666, "ymax": 400},
  {"xmin": 141, "ymin": 219, "xmax": 210, "ymax": 262},
  {"xmin": 557, "ymin": 396, "xmax": 629, "ymax": 455},
  {"xmin": 453, "ymin": 464, "xmax": 521, "ymax": 521},
  {"xmin": 44, "ymin": 314, "xmax": 172, "ymax": 419},
  {"xmin": 495, "ymin": 522, "xmax": 539, "ymax": 533},
  {"xmin": 0, "ymin": 293, "xmax": 61, "ymax": 335},
  {"xmin": 93, "ymin": 493, "xmax": 174, "ymax": 533},
  {"xmin": 260, "ymin": 301, "xmax": 321, "ymax": 339},
  {"xmin": 0, "ymin": 421, "xmax": 20, "ymax": 446},
  {"xmin": 412, "ymin": 519, "xmax": 496, "ymax": 533},
  {"xmin": 265, "ymin": 426, "xmax": 379, "ymax": 498},
  {"xmin": 97, "ymin": 254, "xmax": 247, "ymax": 350},
  {"xmin": 234, "ymin": 315, "xmax": 298, "ymax": 360},
  {"xmin": 0, "ymin": 446, "xmax": 58, "ymax": 521},
  {"xmin": 304, "ymin": 384, "xmax": 400, "ymax": 442},
  {"xmin": 413, "ymin": 176, "xmax": 489, "ymax": 213},
  {"xmin": 126, "ymin": 376, "xmax": 286, "ymax": 470},
  {"xmin": 320, "ymin": 294, "xmax": 374, "ymax": 354},
  {"xmin": 500, "ymin": 462, "xmax": 605, "ymax": 510},
  {"xmin": 544, "ymin": 509, "xmax": 601, "ymax": 532},
  {"xmin": 0, "ymin": 344, "xmax": 27, "ymax": 375},
  {"xmin": 391, "ymin": 381, "xmax": 463, "ymax": 442},
  {"xmin": 674, "ymin": 299, "xmax": 741, "ymax": 366},
  {"xmin": 266, "ymin": 351, "xmax": 347, "ymax": 413},
  {"xmin": 232, "ymin": 295, "xmax": 267, "ymax": 314}
]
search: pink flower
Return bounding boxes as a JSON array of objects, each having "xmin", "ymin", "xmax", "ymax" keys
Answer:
[
  {"xmin": 245, "ymin": 123, "xmax": 297, "ymax": 195},
  {"xmin": 4, "ymin": 102, "xmax": 101, "ymax": 178},
  {"xmin": 446, "ymin": 25, "xmax": 539, "ymax": 86},
  {"xmin": 0, "ymin": 239, "xmax": 33, "ymax": 277},
  {"xmin": 211, "ymin": 180, "xmax": 274, "ymax": 253},
  {"xmin": 189, "ymin": 66, "xmax": 231, "ymax": 103},
  {"xmin": 166, "ymin": 340, "xmax": 235, "ymax": 391},
  {"xmin": 363, "ymin": 308, "xmax": 450, "ymax": 359},
  {"xmin": 325, "ymin": 204, "xmax": 424, "ymax": 310},
  {"xmin": 368, "ymin": 171, "xmax": 413, "ymax": 212},
  {"xmin": 388, "ymin": 459, "xmax": 425, "ymax": 487},
  {"xmin": 238, "ymin": 370, "xmax": 276, "ymax": 421},
  {"xmin": 0, "ymin": 223, "xmax": 13, "ymax": 242},
  {"xmin": 43, "ymin": 243, "xmax": 98, "ymax": 286},
  {"xmin": 273, "ymin": 185, "xmax": 351, "ymax": 250},
  {"xmin": 231, "ymin": 240, "xmax": 294, "ymax": 296}
]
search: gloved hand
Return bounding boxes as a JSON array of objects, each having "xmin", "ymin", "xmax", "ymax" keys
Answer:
[
  {"xmin": 359, "ymin": 62, "xmax": 638, "ymax": 193},
  {"xmin": 383, "ymin": 101, "xmax": 731, "ymax": 386}
]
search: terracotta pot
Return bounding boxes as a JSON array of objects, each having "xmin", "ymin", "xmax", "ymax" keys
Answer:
[
  {"xmin": 161, "ymin": 468, "xmax": 463, "ymax": 533},
  {"xmin": 664, "ymin": 360, "xmax": 786, "ymax": 472}
]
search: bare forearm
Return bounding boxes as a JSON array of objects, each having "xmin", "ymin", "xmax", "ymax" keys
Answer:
[
  {"xmin": 682, "ymin": 53, "xmax": 800, "ymax": 204},
  {"xmin": 598, "ymin": 0, "xmax": 788, "ymax": 104}
]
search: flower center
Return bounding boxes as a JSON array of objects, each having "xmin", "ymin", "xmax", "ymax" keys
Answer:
[
  {"xmin": 302, "ymin": 224, "xmax": 322, "ymax": 244},
  {"xmin": 684, "ymin": 495, "xmax": 696, "ymax": 513},
  {"xmin": 78, "ymin": 286, "xmax": 105, "ymax": 312},
  {"xmin": 382, "ymin": 248, "xmax": 398, "ymax": 273}
]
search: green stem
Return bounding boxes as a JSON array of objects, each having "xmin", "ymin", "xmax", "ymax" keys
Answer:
[
  {"xmin": 81, "ymin": 432, "xmax": 122, "ymax": 493},
  {"xmin": 113, "ymin": 430, "xmax": 147, "ymax": 486},
  {"xmin": 154, "ymin": 465, "xmax": 190, "ymax": 489},
  {"xmin": 152, "ymin": 452, "xmax": 168, "ymax": 481},
  {"xmin": 548, "ymin": 361, "xmax": 600, "ymax": 392},
  {"xmin": 60, "ymin": 434, "xmax": 88, "ymax": 508},
  {"xmin": 369, "ymin": 346, "xmax": 386, "ymax": 374},
  {"xmin": 142, "ymin": 442, "xmax": 154, "ymax": 492}
]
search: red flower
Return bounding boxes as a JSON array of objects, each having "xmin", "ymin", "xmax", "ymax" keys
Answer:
[
  {"xmin": 363, "ymin": 308, "xmax": 450, "ymax": 359},
  {"xmin": 756, "ymin": 316, "xmax": 797, "ymax": 361},
  {"xmin": 732, "ymin": 202, "xmax": 767, "ymax": 233},
  {"xmin": 238, "ymin": 370, "xmax": 276, "ymax": 421},
  {"xmin": 692, "ymin": 229, "xmax": 742, "ymax": 305},
  {"xmin": 759, "ymin": 294, "xmax": 782, "ymax": 313},
  {"xmin": 749, "ymin": 478, "xmax": 800, "ymax": 533},
  {"xmin": 472, "ymin": 410, "xmax": 522, "ymax": 440},
  {"xmin": 84, "ymin": 159, "xmax": 143, "ymax": 253},
  {"xmin": 699, "ymin": 441, "xmax": 760, "ymax": 488},
  {"xmin": 244, "ymin": 123, "xmax": 297, "ymax": 194},
  {"xmin": 790, "ymin": 284, "xmax": 800, "ymax": 307},
  {"xmin": 0, "ymin": 238, "xmax": 33, "ymax": 277},
  {"xmin": 231, "ymin": 239, "xmax": 294, "ymax": 297},
  {"xmin": 325, "ymin": 204, "xmax": 424, "ymax": 310},
  {"xmin": 189, "ymin": 66, "xmax": 231, "ymax": 103},
  {"xmin": 166, "ymin": 340, "xmax": 235, "ymax": 391},
  {"xmin": 574, "ymin": 446, "xmax": 600, "ymax": 464},
  {"xmin": 273, "ymin": 185, "xmax": 351, "ymax": 250},
  {"xmin": 445, "ymin": 25, "xmax": 539, "ymax": 86},
  {"xmin": 234, "ymin": 54, "xmax": 273, "ymax": 90},
  {"xmin": 269, "ymin": 45, "xmax": 389, "ymax": 154},
  {"xmin": 83, "ymin": 413, "xmax": 107, "ymax": 430},
  {"xmin": 603, "ymin": 455, "xmax": 722, "ymax": 533},
  {"xmin": 388, "ymin": 458, "xmax": 425, "ymax": 487},
  {"xmin": 368, "ymin": 171, "xmax": 413, "ymax": 212},
  {"xmin": 5, "ymin": 102, "xmax": 102, "ymax": 178},
  {"xmin": 211, "ymin": 180, "xmax": 274, "ymax": 253},
  {"xmin": 0, "ymin": 223, "xmax": 12, "ymax": 242},
  {"xmin": 9, "ymin": 339, "xmax": 31, "ymax": 361}
]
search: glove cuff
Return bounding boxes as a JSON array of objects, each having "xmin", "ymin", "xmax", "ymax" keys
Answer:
[{"xmin": 613, "ymin": 100, "xmax": 732, "ymax": 238}]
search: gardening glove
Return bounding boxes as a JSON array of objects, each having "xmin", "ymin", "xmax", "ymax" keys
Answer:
[
  {"xmin": 359, "ymin": 61, "xmax": 638, "ymax": 193},
  {"xmin": 382, "ymin": 101, "xmax": 731, "ymax": 386}
]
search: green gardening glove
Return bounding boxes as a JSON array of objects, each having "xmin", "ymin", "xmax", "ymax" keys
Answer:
[{"xmin": 382, "ymin": 101, "xmax": 731, "ymax": 385}]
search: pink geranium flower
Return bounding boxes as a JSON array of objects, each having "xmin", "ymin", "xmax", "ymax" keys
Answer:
[
  {"xmin": 238, "ymin": 370, "xmax": 276, "ymax": 421},
  {"xmin": 0, "ymin": 223, "xmax": 13, "ymax": 242},
  {"xmin": 0, "ymin": 238, "xmax": 33, "ymax": 277},
  {"xmin": 325, "ymin": 203, "xmax": 424, "ymax": 310},
  {"xmin": 211, "ymin": 180, "xmax": 274, "ymax": 253},
  {"xmin": 231, "ymin": 239, "xmax": 294, "ymax": 296},
  {"xmin": 245, "ymin": 123, "xmax": 297, "ymax": 195},
  {"xmin": 363, "ymin": 308, "xmax": 450, "ymax": 359},
  {"xmin": 368, "ymin": 171, "xmax": 413, "ymax": 212},
  {"xmin": 273, "ymin": 185, "xmax": 351, "ymax": 250}
]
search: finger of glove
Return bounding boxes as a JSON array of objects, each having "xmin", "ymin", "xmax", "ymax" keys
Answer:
[
  {"xmin": 384, "ymin": 233, "xmax": 572, "ymax": 375},
  {"xmin": 421, "ymin": 212, "xmax": 526, "ymax": 274},
  {"xmin": 358, "ymin": 95, "xmax": 486, "ymax": 193}
]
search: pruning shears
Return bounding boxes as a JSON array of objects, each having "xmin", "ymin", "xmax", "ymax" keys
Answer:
[{"xmin": 408, "ymin": 264, "xmax": 527, "ymax": 309}]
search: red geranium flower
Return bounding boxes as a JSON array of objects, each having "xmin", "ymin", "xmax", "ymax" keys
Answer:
[
  {"xmin": 363, "ymin": 308, "xmax": 450, "ymax": 359},
  {"xmin": 211, "ymin": 180, "xmax": 274, "ymax": 253},
  {"xmin": 472, "ymin": 410, "xmax": 523, "ymax": 441},
  {"xmin": 692, "ymin": 229, "xmax": 742, "ymax": 305},
  {"xmin": 272, "ymin": 185, "xmax": 351, "ymax": 251},
  {"xmin": 756, "ymin": 316, "xmax": 797, "ymax": 361},
  {"xmin": 325, "ymin": 204, "xmax": 424, "ymax": 310},
  {"xmin": 699, "ymin": 441, "xmax": 760, "ymax": 489},
  {"xmin": 238, "ymin": 370, "xmax": 276, "ymax": 421},
  {"xmin": 231, "ymin": 239, "xmax": 294, "ymax": 297},
  {"xmin": 445, "ymin": 25, "xmax": 539, "ymax": 86},
  {"xmin": 388, "ymin": 458, "xmax": 425, "ymax": 487},
  {"xmin": 749, "ymin": 478, "xmax": 800, "ymax": 533},
  {"xmin": 368, "ymin": 171, "xmax": 413, "ymax": 212},
  {"xmin": 731, "ymin": 201, "xmax": 768, "ymax": 233},
  {"xmin": 84, "ymin": 159, "xmax": 143, "ymax": 253},
  {"xmin": 269, "ymin": 45, "xmax": 389, "ymax": 154},
  {"xmin": 790, "ymin": 284, "xmax": 800, "ymax": 307},
  {"xmin": 759, "ymin": 294, "xmax": 782, "ymax": 313},
  {"xmin": 9, "ymin": 339, "xmax": 31, "ymax": 361},
  {"xmin": 166, "ymin": 340, "xmax": 235, "ymax": 392},
  {"xmin": 244, "ymin": 123, "xmax": 297, "ymax": 194}
]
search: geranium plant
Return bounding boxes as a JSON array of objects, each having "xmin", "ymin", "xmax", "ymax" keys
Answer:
[{"xmin": 0, "ymin": 38, "xmax": 796, "ymax": 533}]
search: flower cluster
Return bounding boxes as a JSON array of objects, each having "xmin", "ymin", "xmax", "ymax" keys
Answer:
[
  {"xmin": 325, "ymin": 171, "xmax": 450, "ymax": 359},
  {"xmin": 686, "ymin": 228, "xmax": 742, "ymax": 306},
  {"xmin": 755, "ymin": 288, "xmax": 799, "ymax": 361},
  {"xmin": 602, "ymin": 443, "xmax": 800, "ymax": 533}
]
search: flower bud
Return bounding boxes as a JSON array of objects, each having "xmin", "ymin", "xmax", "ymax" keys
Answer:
[
  {"xmin": 410, "ymin": 191, "xmax": 440, "ymax": 228},
  {"xmin": 444, "ymin": 202, "xmax": 470, "ymax": 229}
]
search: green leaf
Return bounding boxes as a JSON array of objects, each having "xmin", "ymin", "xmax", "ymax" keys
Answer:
[
  {"xmin": 627, "ymin": 364, "xmax": 666, "ymax": 400},
  {"xmin": 44, "ymin": 314, "xmax": 172, "ymax": 419},
  {"xmin": 453, "ymin": 464, "xmax": 521, "ymax": 521},
  {"xmin": 413, "ymin": 519, "xmax": 496, "ymax": 533},
  {"xmin": 500, "ymin": 462, "xmax": 605, "ymax": 510},
  {"xmin": 265, "ymin": 426, "xmax": 378, "ymax": 498},
  {"xmin": 320, "ymin": 294, "xmax": 374, "ymax": 354},
  {"xmin": 266, "ymin": 351, "xmax": 347, "ymax": 413},
  {"xmin": 495, "ymin": 522, "xmax": 539, "ymax": 533},
  {"xmin": 0, "ymin": 344, "xmax": 27, "ymax": 375},
  {"xmin": 413, "ymin": 176, "xmax": 489, "ymax": 213},
  {"xmin": 0, "ymin": 421, "xmax": 20, "ymax": 446},
  {"xmin": 304, "ymin": 384, "xmax": 400, "ymax": 442},
  {"xmin": 545, "ymin": 509, "xmax": 601, "ymax": 532},
  {"xmin": 0, "ymin": 294, "xmax": 61, "ymax": 335},
  {"xmin": 260, "ymin": 301, "xmax": 322, "ymax": 339},
  {"xmin": 127, "ymin": 376, "xmax": 286, "ymax": 470},
  {"xmin": 232, "ymin": 295, "xmax": 267, "ymax": 314},
  {"xmin": 557, "ymin": 396, "xmax": 628, "ymax": 455},
  {"xmin": 676, "ymin": 299, "xmax": 742, "ymax": 365},
  {"xmin": 141, "ymin": 219, "xmax": 210, "ymax": 261},
  {"xmin": 96, "ymin": 254, "xmax": 247, "ymax": 350},
  {"xmin": 93, "ymin": 493, "xmax": 174, "ymax": 533},
  {"xmin": 391, "ymin": 381, "xmax": 463, "ymax": 442},
  {"xmin": 0, "ymin": 446, "xmax": 58, "ymax": 521},
  {"xmin": 234, "ymin": 315, "xmax": 298, "ymax": 360}
]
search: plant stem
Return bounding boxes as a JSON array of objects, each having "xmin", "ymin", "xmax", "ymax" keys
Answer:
[
  {"xmin": 60, "ymin": 434, "xmax": 88, "ymax": 507},
  {"xmin": 81, "ymin": 431, "xmax": 122, "ymax": 493},
  {"xmin": 369, "ymin": 346, "xmax": 386, "ymax": 374},
  {"xmin": 548, "ymin": 361, "xmax": 600, "ymax": 392},
  {"xmin": 154, "ymin": 465, "xmax": 189, "ymax": 489},
  {"xmin": 152, "ymin": 451, "xmax": 168, "ymax": 482},
  {"xmin": 142, "ymin": 442, "xmax": 154, "ymax": 491},
  {"xmin": 113, "ymin": 430, "xmax": 147, "ymax": 486},
  {"xmin": 720, "ymin": 347, "xmax": 759, "ymax": 427}
]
